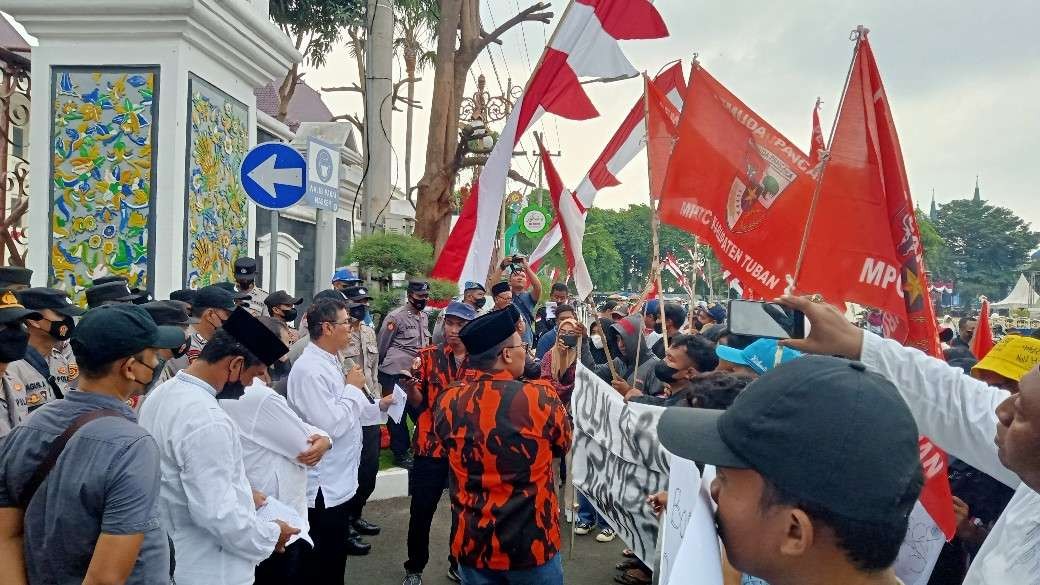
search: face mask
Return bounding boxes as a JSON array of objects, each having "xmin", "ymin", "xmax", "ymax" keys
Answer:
[
  {"xmin": 269, "ymin": 360, "xmax": 291, "ymax": 381},
  {"xmin": 411, "ymin": 298, "xmax": 428, "ymax": 312},
  {"xmin": 560, "ymin": 333, "xmax": 579, "ymax": 348},
  {"xmin": 590, "ymin": 334, "xmax": 604, "ymax": 349},
  {"xmin": 236, "ymin": 280, "xmax": 253, "ymax": 290},
  {"xmin": 473, "ymin": 297, "xmax": 487, "ymax": 310},
  {"xmin": 654, "ymin": 361, "xmax": 681, "ymax": 384},
  {"xmin": 216, "ymin": 363, "xmax": 246, "ymax": 400},
  {"xmin": 172, "ymin": 341, "xmax": 188, "ymax": 359},
  {"xmin": 349, "ymin": 305, "xmax": 369, "ymax": 322},
  {"xmin": 48, "ymin": 317, "xmax": 75, "ymax": 341},
  {"xmin": 142, "ymin": 358, "xmax": 166, "ymax": 394},
  {"xmin": 0, "ymin": 326, "xmax": 29, "ymax": 363},
  {"xmin": 653, "ymin": 323, "xmax": 663, "ymax": 334},
  {"xmin": 282, "ymin": 308, "xmax": 298, "ymax": 323}
]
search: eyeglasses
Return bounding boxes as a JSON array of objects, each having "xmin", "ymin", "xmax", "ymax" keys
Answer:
[{"xmin": 323, "ymin": 320, "xmax": 351, "ymax": 327}]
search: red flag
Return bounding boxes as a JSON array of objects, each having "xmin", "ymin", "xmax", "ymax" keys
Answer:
[
  {"xmin": 539, "ymin": 137, "xmax": 594, "ymax": 300},
  {"xmin": 645, "ymin": 74, "xmax": 682, "ymax": 199},
  {"xmin": 658, "ymin": 65, "xmax": 816, "ymax": 298},
  {"xmin": 972, "ymin": 298, "xmax": 995, "ymax": 358},
  {"xmin": 809, "ymin": 97, "xmax": 826, "ymax": 171}
]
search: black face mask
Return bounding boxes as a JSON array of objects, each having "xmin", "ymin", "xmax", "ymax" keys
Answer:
[
  {"xmin": 0, "ymin": 326, "xmax": 29, "ymax": 363},
  {"xmin": 45, "ymin": 317, "xmax": 75, "ymax": 341},
  {"xmin": 473, "ymin": 297, "xmax": 487, "ymax": 310},
  {"xmin": 410, "ymin": 298, "xmax": 428, "ymax": 312},
  {"xmin": 236, "ymin": 280, "xmax": 253, "ymax": 290},
  {"xmin": 560, "ymin": 333, "xmax": 579, "ymax": 348},
  {"xmin": 216, "ymin": 364, "xmax": 246, "ymax": 400},
  {"xmin": 654, "ymin": 361, "xmax": 681, "ymax": 384},
  {"xmin": 141, "ymin": 358, "xmax": 166, "ymax": 394},
  {"xmin": 269, "ymin": 360, "xmax": 291, "ymax": 381},
  {"xmin": 172, "ymin": 341, "xmax": 188, "ymax": 360},
  {"xmin": 282, "ymin": 308, "xmax": 298, "ymax": 323},
  {"xmin": 349, "ymin": 305, "xmax": 369, "ymax": 322}
]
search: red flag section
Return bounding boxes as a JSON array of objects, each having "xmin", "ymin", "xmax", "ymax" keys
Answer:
[
  {"xmin": 645, "ymin": 74, "xmax": 682, "ymax": 200},
  {"xmin": 972, "ymin": 298, "xmax": 995, "ymax": 358},
  {"xmin": 809, "ymin": 97, "xmax": 826, "ymax": 170},
  {"xmin": 658, "ymin": 65, "xmax": 816, "ymax": 299}
]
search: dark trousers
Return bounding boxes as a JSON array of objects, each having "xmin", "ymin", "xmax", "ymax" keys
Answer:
[
  {"xmin": 255, "ymin": 539, "xmax": 309, "ymax": 585},
  {"xmin": 306, "ymin": 488, "xmax": 351, "ymax": 585},
  {"xmin": 404, "ymin": 455, "xmax": 455, "ymax": 574},
  {"xmin": 345, "ymin": 424, "xmax": 381, "ymax": 521},
  {"xmin": 379, "ymin": 371, "xmax": 413, "ymax": 458}
]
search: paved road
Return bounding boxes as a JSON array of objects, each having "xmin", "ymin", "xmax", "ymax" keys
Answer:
[{"xmin": 347, "ymin": 494, "xmax": 628, "ymax": 585}]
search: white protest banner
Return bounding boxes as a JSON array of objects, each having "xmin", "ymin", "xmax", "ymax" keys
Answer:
[
  {"xmin": 893, "ymin": 501, "xmax": 945, "ymax": 585},
  {"xmin": 666, "ymin": 464, "xmax": 723, "ymax": 585},
  {"xmin": 659, "ymin": 454, "xmax": 700, "ymax": 584},
  {"xmin": 571, "ymin": 363, "xmax": 669, "ymax": 563}
]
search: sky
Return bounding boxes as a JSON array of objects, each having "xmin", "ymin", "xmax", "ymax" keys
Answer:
[{"xmin": 301, "ymin": 0, "xmax": 1040, "ymax": 231}]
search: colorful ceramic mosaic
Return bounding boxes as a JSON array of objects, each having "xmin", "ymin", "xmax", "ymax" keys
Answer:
[
  {"xmin": 183, "ymin": 74, "xmax": 249, "ymax": 288},
  {"xmin": 49, "ymin": 68, "xmax": 158, "ymax": 302}
]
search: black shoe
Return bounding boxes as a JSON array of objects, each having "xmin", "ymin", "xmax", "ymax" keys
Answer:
[
  {"xmin": 394, "ymin": 454, "xmax": 414, "ymax": 469},
  {"xmin": 353, "ymin": 517, "xmax": 381, "ymax": 536},
  {"xmin": 446, "ymin": 565, "xmax": 461, "ymax": 583},
  {"xmin": 345, "ymin": 532, "xmax": 371, "ymax": 556}
]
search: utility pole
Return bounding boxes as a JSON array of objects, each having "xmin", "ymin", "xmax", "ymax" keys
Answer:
[{"xmin": 363, "ymin": 0, "xmax": 393, "ymax": 234}]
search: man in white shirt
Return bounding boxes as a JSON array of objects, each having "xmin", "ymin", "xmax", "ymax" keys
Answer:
[
  {"xmin": 220, "ymin": 316, "xmax": 333, "ymax": 585},
  {"xmin": 140, "ymin": 308, "xmax": 298, "ymax": 585},
  {"xmin": 778, "ymin": 295, "xmax": 1040, "ymax": 585},
  {"xmin": 288, "ymin": 297, "xmax": 375, "ymax": 585}
]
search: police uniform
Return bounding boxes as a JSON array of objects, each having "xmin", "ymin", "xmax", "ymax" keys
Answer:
[
  {"xmin": 7, "ymin": 287, "xmax": 85, "ymax": 410},
  {"xmin": 233, "ymin": 257, "xmax": 268, "ymax": 317},
  {"xmin": 378, "ymin": 281, "xmax": 431, "ymax": 462},
  {"xmin": 0, "ymin": 372, "xmax": 27, "ymax": 436}
]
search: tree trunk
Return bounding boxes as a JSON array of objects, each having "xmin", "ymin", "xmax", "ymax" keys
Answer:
[
  {"xmin": 277, "ymin": 62, "xmax": 300, "ymax": 122},
  {"xmin": 404, "ymin": 45, "xmax": 417, "ymax": 207}
]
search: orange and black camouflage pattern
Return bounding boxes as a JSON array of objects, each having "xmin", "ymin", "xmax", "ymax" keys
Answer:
[
  {"xmin": 411, "ymin": 344, "xmax": 477, "ymax": 458},
  {"xmin": 434, "ymin": 370, "xmax": 572, "ymax": 570}
]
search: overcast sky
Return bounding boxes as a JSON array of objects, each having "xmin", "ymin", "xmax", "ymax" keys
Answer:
[{"xmin": 305, "ymin": 1, "xmax": 1039, "ymax": 229}]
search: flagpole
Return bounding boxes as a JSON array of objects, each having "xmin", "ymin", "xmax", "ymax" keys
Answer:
[
  {"xmin": 789, "ymin": 26, "xmax": 867, "ymax": 292},
  {"xmin": 642, "ymin": 73, "xmax": 670, "ymax": 351}
]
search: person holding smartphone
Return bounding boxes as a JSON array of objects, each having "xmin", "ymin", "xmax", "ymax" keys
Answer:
[{"xmin": 487, "ymin": 255, "xmax": 542, "ymax": 346}]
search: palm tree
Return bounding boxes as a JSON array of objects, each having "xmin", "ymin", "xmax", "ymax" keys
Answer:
[{"xmin": 395, "ymin": 0, "xmax": 439, "ymax": 207}]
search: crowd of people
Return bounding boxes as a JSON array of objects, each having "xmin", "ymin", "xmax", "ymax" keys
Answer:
[{"xmin": 0, "ymin": 253, "xmax": 1038, "ymax": 585}]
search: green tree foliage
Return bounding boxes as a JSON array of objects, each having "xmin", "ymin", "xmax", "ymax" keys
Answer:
[
  {"xmin": 916, "ymin": 211, "xmax": 953, "ymax": 280},
  {"xmin": 346, "ymin": 233, "xmax": 433, "ymax": 289},
  {"xmin": 932, "ymin": 199, "xmax": 1039, "ymax": 301}
]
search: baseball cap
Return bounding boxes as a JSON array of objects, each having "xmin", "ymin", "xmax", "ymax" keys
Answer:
[
  {"xmin": 444, "ymin": 301, "xmax": 477, "ymax": 322},
  {"xmin": 264, "ymin": 290, "xmax": 304, "ymax": 308},
  {"xmin": 464, "ymin": 281, "xmax": 486, "ymax": 293},
  {"xmin": 343, "ymin": 286, "xmax": 373, "ymax": 302},
  {"xmin": 408, "ymin": 281, "xmax": 430, "ymax": 295},
  {"xmin": 657, "ymin": 355, "xmax": 923, "ymax": 526},
  {"xmin": 193, "ymin": 285, "xmax": 237, "ymax": 311},
  {"xmin": 141, "ymin": 300, "xmax": 198, "ymax": 326},
  {"xmin": 169, "ymin": 289, "xmax": 197, "ymax": 306},
  {"xmin": 0, "ymin": 289, "xmax": 41, "ymax": 324},
  {"xmin": 716, "ymin": 338, "xmax": 802, "ymax": 375},
  {"xmin": 972, "ymin": 335, "xmax": 1040, "ymax": 382},
  {"xmin": 17, "ymin": 287, "xmax": 86, "ymax": 317},
  {"xmin": 233, "ymin": 257, "xmax": 258, "ymax": 281},
  {"xmin": 707, "ymin": 303, "xmax": 727, "ymax": 323},
  {"xmin": 0, "ymin": 267, "xmax": 32, "ymax": 289},
  {"xmin": 71, "ymin": 304, "xmax": 186, "ymax": 365},
  {"xmin": 85, "ymin": 281, "xmax": 137, "ymax": 308},
  {"xmin": 313, "ymin": 289, "xmax": 347, "ymax": 303}
]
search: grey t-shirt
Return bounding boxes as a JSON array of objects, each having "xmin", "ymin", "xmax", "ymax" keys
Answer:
[{"xmin": 0, "ymin": 391, "xmax": 169, "ymax": 584}]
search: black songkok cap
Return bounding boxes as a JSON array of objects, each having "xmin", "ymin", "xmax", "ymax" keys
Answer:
[
  {"xmin": 490, "ymin": 281, "xmax": 511, "ymax": 296},
  {"xmin": 221, "ymin": 307, "xmax": 289, "ymax": 366},
  {"xmin": 459, "ymin": 305, "xmax": 521, "ymax": 355}
]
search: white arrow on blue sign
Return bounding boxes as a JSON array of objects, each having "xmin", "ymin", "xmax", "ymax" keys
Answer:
[{"xmin": 239, "ymin": 143, "xmax": 307, "ymax": 210}]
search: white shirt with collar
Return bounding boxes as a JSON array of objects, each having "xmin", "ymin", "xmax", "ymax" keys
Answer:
[
  {"xmin": 287, "ymin": 342, "xmax": 363, "ymax": 508},
  {"xmin": 138, "ymin": 371, "xmax": 280, "ymax": 585},
  {"xmin": 861, "ymin": 331, "xmax": 1040, "ymax": 584},
  {"xmin": 219, "ymin": 380, "xmax": 331, "ymax": 526}
]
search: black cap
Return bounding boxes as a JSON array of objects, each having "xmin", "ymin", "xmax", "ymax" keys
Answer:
[
  {"xmin": 343, "ymin": 286, "xmax": 373, "ymax": 302},
  {"xmin": 169, "ymin": 289, "xmax": 197, "ymax": 306},
  {"xmin": 459, "ymin": 306, "xmax": 521, "ymax": 355},
  {"xmin": 233, "ymin": 257, "xmax": 258, "ymax": 280},
  {"xmin": 313, "ymin": 289, "xmax": 347, "ymax": 303},
  {"xmin": 91, "ymin": 275, "xmax": 127, "ymax": 287},
  {"xmin": 657, "ymin": 355, "xmax": 922, "ymax": 527},
  {"xmin": 86, "ymin": 281, "xmax": 137, "ymax": 308},
  {"xmin": 222, "ymin": 307, "xmax": 289, "ymax": 366},
  {"xmin": 0, "ymin": 289, "xmax": 41, "ymax": 324},
  {"xmin": 408, "ymin": 280, "xmax": 430, "ymax": 294},
  {"xmin": 491, "ymin": 282, "xmax": 510, "ymax": 296},
  {"xmin": 264, "ymin": 290, "xmax": 303, "ymax": 308},
  {"xmin": 0, "ymin": 267, "xmax": 32, "ymax": 288},
  {"xmin": 71, "ymin": 304, "xmax": 187, "ymax": 365},
  {"xmin": 141, "ymin": 300, "xmax": 198, "ymax": 326},
  {"xmin": 194, "ymin": 285, "xmax": 237, "ymax": 311},
  {"xmin": 17, "ymin": 287, "xmax": 86, "ymax": 317}
]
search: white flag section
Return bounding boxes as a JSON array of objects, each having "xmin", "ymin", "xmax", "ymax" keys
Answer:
[
  {"xmin": 893, "ymin": 501, "xmax": 945, "ymax": 585},
  {"xmin": 571, "ymin": 363, "xmax": 669, "ymax": 563}
]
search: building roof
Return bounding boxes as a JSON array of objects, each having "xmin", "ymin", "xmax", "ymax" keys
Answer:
[
  {"xmin": 255, "ymin": 80, "xmax": 334, "ymax": 132},
  {"xmin": 0, "ymin": 15, "xmax": 31, "ymax": 55}
]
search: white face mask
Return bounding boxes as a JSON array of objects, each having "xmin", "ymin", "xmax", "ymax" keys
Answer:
[{"xmin": 590, "ymin": 334, "xmax": 604, "ymax": 349}]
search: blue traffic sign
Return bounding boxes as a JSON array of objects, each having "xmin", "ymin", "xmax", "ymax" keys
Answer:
[{"xmin": 240, "ymin": 142, "xmax": 307, "ymax": 210}]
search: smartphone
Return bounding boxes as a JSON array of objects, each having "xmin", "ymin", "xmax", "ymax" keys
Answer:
[
  {"xmin": 545, "ymin": 301, "xmax": 558, "ymax": 320},
  {"xmin": 727, "ymin": 300, "xmax": 805, "ymax": 340}
]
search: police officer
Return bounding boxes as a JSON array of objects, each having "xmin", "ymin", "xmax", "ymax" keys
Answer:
[
  {"xmin": 0, "ymin": 267, "xmax": 32, "ymax": 291},
  {"xmin": 378, "ymin": 280, "xmax": 431, "ymax": 468},
  {"xmin": 8, "ymin": 288, "xmax": 85, "ymax": 412},
  {"xmin": 167, "ymin": 285, "xmax": 236, "ymax": 375},
  {"xmin": 432, "ymin": 282, "xmax": 487, "ymax": 345},
  {"xmin": 85, "ymin": 280, "xmax": 139, "ymax": 309},
  {"xmin": 92, "ymin": 275, "xmax": 150, "ymax": 304},
  {"xmin": 233, "ymin": 257, "xmax": 268, "ymax": 317},
  {"xmin": 0, "ymin": 289, "xmax": 40, "ymax": 437},
  {"xmin": 264, "ymin": 290, "xmax": 303, "ymax": 345},
  {"xmin": 342, "ymin": 285, "xmax": 382, "ymax": 553},
  {"xmin": 331, "ymin": 267, "xmax": 362, "ymax": 296}
]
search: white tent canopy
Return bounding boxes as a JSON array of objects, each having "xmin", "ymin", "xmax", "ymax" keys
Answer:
[{"xmin": 992, "ymin": 274, "xmax": 1040, "ymax": 308}]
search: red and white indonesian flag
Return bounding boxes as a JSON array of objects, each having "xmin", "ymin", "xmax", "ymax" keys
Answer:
[
  {"xmin": 432, "ymin": 0, "xmax": 668, "ymax": 287},
  {"xmin": 530, "ymin": 62, "xmax": 685, "ymax": 270},
  {"xmin": 663, "ymin": 252, "xmax": 692, "ymax": 294},
  {"xmin": 540, "ymin": 140, "xmax": 594, "ymax": 301}
]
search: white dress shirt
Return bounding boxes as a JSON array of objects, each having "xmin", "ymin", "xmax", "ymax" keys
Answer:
[
  {"xmin": 220, "ymin": 380, "xmax": 331, "ymax": 526},
  {"xmin": 139, "ymin": 372, "xmax": 280, "ymax": 585},
  {"xmin": 861, "ymin": 332, "xmax": 1040, "ymax": 584},
  {"xmin": 288, "ymin": 342, "xmax": 363, "ymax": 508}
]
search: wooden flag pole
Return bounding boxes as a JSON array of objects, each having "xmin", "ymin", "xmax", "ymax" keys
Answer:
[
  {"xmin": 643, "ymin": 73, "xmax": 670, "ymax": 351},
  {"xmin": 790, "ymin": 26, "xmax": 866, "ymax": 292}
]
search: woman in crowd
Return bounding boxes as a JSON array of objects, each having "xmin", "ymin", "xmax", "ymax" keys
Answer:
[
  {"xmin": 588, "ymin": 319, "xmax": 610, "ymax": 365},
  {"xmin": 540, "ymin": 317, "xmax": 583, "ymax": 406}
]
